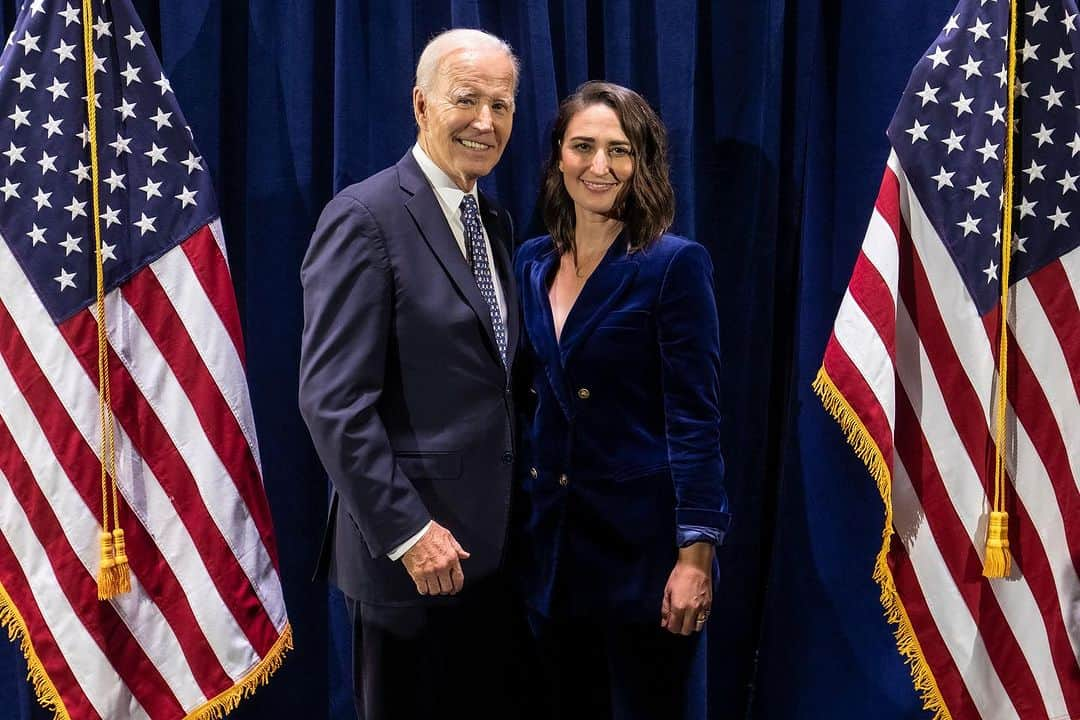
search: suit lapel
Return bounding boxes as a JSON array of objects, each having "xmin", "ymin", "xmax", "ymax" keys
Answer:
[
  {"xmin": 398, "ymin": 153, "xmax": 503, "ymax": 368},
  {"xmin": 522, "ymin": 248, "xmax": 574, "ymax": 417},
  {"xmin": 558, "ymin": 240, "xmax": 639, "ymax": 364}
]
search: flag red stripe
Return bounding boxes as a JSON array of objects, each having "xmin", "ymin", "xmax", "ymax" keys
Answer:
[
  {"xmin": 59, "ymin": 311, "xmax": 279, "ymax": 658},
  {"xmin": 898, "ymin": 226, "xmax": 1073, "ymax": 718},
  {"xmin": 902, "ymin": 221, "xmax": 1078, "ymax": 716},
  {"xmin": 889, "ymin": 544, "xmax": 981, "ymax": 719},
  {"xmin": 0, "ymin": 530, "xmax": 100, "ymax": 720},
  {"xmin": 847, "ymin": 250, "xmax": 897, "ymax": 360},
  {"xmin": 822, "ymin": 332, "xmax": 896, "ymax": 465},
  {"xmin": 1026, "ymin": 260, "xmax": 1080, "ymax": 404},
  {"xmin": 123, "ymin": 257, "xmax": 278, "ymax": 568},
  {"xmin": 875, "ymin": 166, "xmax": 902, "ymax": 241},
  {"xmin": 894, "ymin": 388, "xmax": 1049, "ymax": 720},
  {"xmin": 1003, "ymin": 328, "xmax": 1080, "ymax": 573},
  {"xmin": 0, "ymin": 420, "xmax": 183, "ymax": 718},
  {"xmin": 1001, "ymin": 332, "xmax": 1080, "ymax": 717},
  {"xmin": 0, "ymin": 300, "xmax": 234, "ymax": 697},
  {"xmin": 972, "ymin": 284, "xmax": 1080, "ymax": 715},
  {"xmin": 896, "ymin": 220, "xmax": 995, "ymax": 491},
  {"xmin": 181, "ymin": 226, "xmax": 247, "ymax": 368}
]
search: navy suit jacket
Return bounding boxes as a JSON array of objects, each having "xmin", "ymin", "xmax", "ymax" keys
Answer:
[
  {"xmin": 514, "ymin": 233, "xmax": 730, "ymax": 622},
  {"xmin": 299, "ymin": 151, "xmax": 519, "ymax": 611}
]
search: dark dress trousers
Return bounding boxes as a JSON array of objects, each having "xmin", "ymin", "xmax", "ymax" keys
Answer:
[
  {"xmin": 299, "ymin": 151, "xmax": 528, "ymax": 719},
  {"xmin": 514, "ymin": 233, "xmax": 730, "ymax": 720}
]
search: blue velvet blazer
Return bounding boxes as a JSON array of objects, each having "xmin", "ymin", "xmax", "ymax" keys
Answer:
[{"xmin": 513, "ymin": 233, "xmax": 731, "ymax": 622}]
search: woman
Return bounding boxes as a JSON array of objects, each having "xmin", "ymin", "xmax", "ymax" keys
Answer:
[{"xmin": 514, "ymin": 81, "xmax": 731, "ymax": 719}]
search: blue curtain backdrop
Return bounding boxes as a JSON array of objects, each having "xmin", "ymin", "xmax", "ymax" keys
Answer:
[{"xmin": 0, "ymin": 0, "xmax": 962, "ymax": 718}]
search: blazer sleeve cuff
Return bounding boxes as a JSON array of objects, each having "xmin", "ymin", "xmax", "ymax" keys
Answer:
[
  {"xmin": 360, "ymin": 493, "xmax": 432, "ymax": 558},
  {"xmin": 675, "ymin": 507, "xmax": 732, "ymax": 536},
  {"xmin": 676, "ymin": 524, "xmax": 727, "ymax": 547},
  {"xmin": 387, "ymin": 521, "xmax": 433, "ymax": 561}
]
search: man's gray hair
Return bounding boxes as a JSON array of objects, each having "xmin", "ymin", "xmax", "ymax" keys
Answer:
[{"xmin": 415, "ymin": 28, "xmax": 520, "ymax": 95}]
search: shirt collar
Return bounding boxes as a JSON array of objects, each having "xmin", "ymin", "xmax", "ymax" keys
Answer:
[{"xmin": 411, "ymin": 144, "xmax": 480, "ymax": 212}]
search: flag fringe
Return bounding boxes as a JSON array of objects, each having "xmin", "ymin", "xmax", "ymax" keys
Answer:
[
  {"xmin": 185, "ymin": 622, "xmax": 293, "ymax": 720},
  {"xmin": 0, "ymin": 574, "xmax": 290, "ymax": 720},
  {"xmin": 0, "ymin": 580, "xmax": 70, "ymax": 719},
  {"xmin": 812, "ymin": 367, "xmax": 952, "ymax": 720}
]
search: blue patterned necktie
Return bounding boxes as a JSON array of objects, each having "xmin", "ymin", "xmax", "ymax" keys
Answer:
[{"xmin": 460, "ymin": 194, "xmax": 507, "ymax": 367}]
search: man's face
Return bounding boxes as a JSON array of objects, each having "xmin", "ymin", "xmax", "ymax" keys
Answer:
[{"xmin": 414, "ymin": 47, "xmax": 516, "ymax": 191}]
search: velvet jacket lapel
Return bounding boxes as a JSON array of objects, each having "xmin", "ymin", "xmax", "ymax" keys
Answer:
[
  {"xmin": 397, "ymin": 152, "xmax": 516, "ymax": 370},
  {"xmin": 523, "ymin": 238, "xmax": 639, "ymax": 418}
]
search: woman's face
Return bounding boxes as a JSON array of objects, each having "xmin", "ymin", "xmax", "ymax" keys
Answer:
[{"xmin": 558, "ymin": 103, "xmax": 635, "ymax": 220}]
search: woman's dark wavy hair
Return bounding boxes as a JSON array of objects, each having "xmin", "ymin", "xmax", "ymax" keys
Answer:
[{"xmin": 540, "ymin": 81, "xmax": 675, "ymax": 256}]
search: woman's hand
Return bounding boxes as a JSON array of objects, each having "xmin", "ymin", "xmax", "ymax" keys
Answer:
[{"xmin": 660, "ymin": 542, "xmax": 713, "ymax": 636}]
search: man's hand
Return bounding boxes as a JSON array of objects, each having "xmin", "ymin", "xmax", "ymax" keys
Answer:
[
  {"xmin": 660, "ymin": 542, "xmax": 713, "ymax": 636},
  {"xmin": 400, "ymin": 521, "xmax": 470, "ymax": 596}
]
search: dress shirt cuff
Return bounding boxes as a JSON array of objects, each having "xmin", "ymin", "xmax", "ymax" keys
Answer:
[
  {"xmin": 387, "ymin": 521, "xmax": 432, "ymax": 561},
  {"xmin": 676, "ymin": 524, "xmax": 727, "ymax": 548}
]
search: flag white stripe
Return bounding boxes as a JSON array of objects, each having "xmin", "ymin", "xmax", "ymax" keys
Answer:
[
  {"xmin": 1062, "ymin": 247, "xmax": 1080, "ymax": 335},
  {"xmin": 0, "ymin": 349, "xmax": 207, "ymax": 709},
  {"xmin": 1007, "ymin": 368, "xmax": 1080, "ymax": 667},
  {"xmin": 0, "ymin": 466, "xmax": 147, "ymax": 720},
  {"xmin": 1011, "ymin": 268, "xmax": 1080, "ymax": 495},
  {"xmin": 209, "ymin": 218, "xmax": 230, "ymax": 270},
  {"xmin": 863, "ymin": 209, "xmax": 902, "ymax": 302},
  {"xmin": 207, "ymin": 218, "xmax": 262, "ymax": 468},
  {"xmin": 833, "ymin": 289, "xmax": 896, "ymax": 431},
  {"xmin": 893, "ymin": 157, "xmax": 995, "ymax": 424},
  {"xmin": 895, "ymin": 298, "xmax": 1070, "ymax": 718},
  {"xmin": 150, "ymin": 245, "xmax": 261, "ymax": 470},
  {"xmin": 0, "ymin": 238, "xmax": 255, "ymax": 679},
  {"xmin": 106, "ymin": 289, "xmax": 281, "ymax": 627},
  {"xmin": 892, "ymin": 458, "xmax": 1019, "ymax": 720}
]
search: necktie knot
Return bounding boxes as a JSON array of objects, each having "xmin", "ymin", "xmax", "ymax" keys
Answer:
[{"xmin": 460, "ymin": 194, "xmax": 479, "ymax": 215}]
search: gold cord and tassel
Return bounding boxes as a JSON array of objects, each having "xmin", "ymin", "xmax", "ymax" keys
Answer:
[
  {"xmin": 983, "ymin": 0, "xmax": 1019, "ymax": 579},
  {"xmin": 81, "ymin": 0, "xmax": 130, "ymax": 599}
]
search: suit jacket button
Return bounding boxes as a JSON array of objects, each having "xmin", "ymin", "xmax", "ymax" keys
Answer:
[
  {"xmin": 530, "ymin": 467, "xmax": 538, "ymax": 479},
  {"xmin": 577, "ymin": 387, "xmax": 590, "ymax": 400},
  {"xmin": 558, "ymin": 473, "xmax": 568, "ymax": 487},
  {"xmin": 502, "ymin": 451, "xmax": 514, "ymax": 464}
]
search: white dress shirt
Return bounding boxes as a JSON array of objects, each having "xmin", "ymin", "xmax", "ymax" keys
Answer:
[{"xmin": 387, "ymin": 145, "xmax": 508, "ymax": 561}]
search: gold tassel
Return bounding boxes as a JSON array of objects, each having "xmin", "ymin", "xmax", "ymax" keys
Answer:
[
  {"xmin": 97, "ymin": 529, "xmax": 130, "ymax": 600},
  {"xmin": 108, "ymin": 528, "xmax": 132, "ymax": 595},
  {"xmin": 97, "ymin": 531, "xmax": 116, "ymax": 600},
  {"xmin": 982, "ymin": 510, "xmax": 1011, "ymax": 579}
]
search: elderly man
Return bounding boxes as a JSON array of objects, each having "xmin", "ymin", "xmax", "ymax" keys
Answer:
[{"xmin": 300, "ymin": 28, "xmax": 527, "ymax": 720}]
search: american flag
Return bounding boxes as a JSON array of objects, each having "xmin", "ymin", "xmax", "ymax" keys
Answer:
[
  {"xmin": 0, "ymin": 0, "xmax": 290, "ymax": 718},
  {"xmin": 815, "ymin": 1, "xmax": 1080, "ymax": 719}
]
